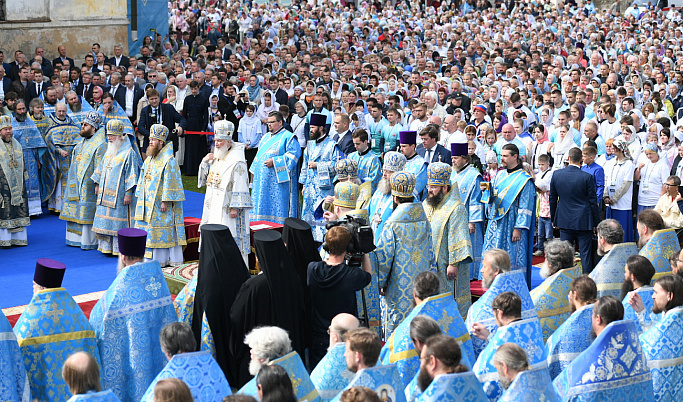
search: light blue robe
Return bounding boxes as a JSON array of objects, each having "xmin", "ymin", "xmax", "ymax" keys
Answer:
[
  {"xmin": 43, "ymin": 114, "xmax": 81, "ymax": 211},
  {"xmin": 622, "ymin": 286, "xmax": 661, "ymax": 334},
  {"xmin": 173, "ymin": 274, "xmax": 216, "ymax": 356},
  {"xmin": 134, "ymin": 143, "xmax": 186, "ymax": 256},
  {"xmin": 553, "ymin": 320, "xmax": 654, "ymax": 402},
  {"xmin": 414, "ymin": 372, "xmax": 487, "ymax": 402},
  {"xmin": 423, "ymin": 185, "xmax": 473, "ymax": 317},
  {"xmin": 14, "ymin": 288, "xmax": 101, "ymax": 402},
  {"xmin": 404, "ymin": 154, "xmax": 428, "ymax": 200},
  {"xmin": 239, "ymin": 351, "xmax": 320, "ymax": 402},
  {"xmin": 640, "ymin": 306, "xmax": 683, "ymax": 402},
  {"xmin": 299, "ymin": 136, "xmax": 341, "ymax": 241},
  {"xmin": 546, "ymin": 304, "xmax": 594, "ymax": 380},
  {"xmin": 465, "ymin": 271, "xmax": 538, "ymax": 358},
  {"xmin": 473, "ymin": 317, "xmax": 548, "ymax": 401},
  {"xmin": 451, "ymin": 164, "xmax": 484, "ymax": 280},
  {"xmin": 97, "ymin": 101, "xmax": 143, "ymax": 166},
  {"xmin": 310, "ymin": 342, "xmax": 355, "ymax": 401},
  {"xmin": 589, "ymin": 243, "xmax": 639, "ymax": 298},
  {"xmin": 139, "ymin": 351, "xmax": 231, "ymax": 402},
  {"xmin": 91, "ymin": 138, "xmax": 141, "ymax": 254},
  {"xmin": 250, "ymin": 128, "xmax": 302, "ymax": 224},
  {"xmin": 59, "ymin": 128, "xmax": 107, "ymax": 249},
  {"xmin": 371, "ymin": 202, "xmax": 434, "ymax": 338},
  {"xmin": 530, "ymin": 265, "xmax": 583, "ymax": 342},
  {"xmin": 67, "ymin": 390, "xmax": 121, "ymax": 401},
  {"xmin": 67, "ymin": 99, "xmax": 95, "ymax": 125},
  {"xmin": 0, "ymin": 309, "xmax": 30, "ymax": 402},
  {"xmin": 379, "ymin": 293, "xmax": 475, "ymax": 389},
  {"xmin": 331, "ymin": 364, "xmax": 406, "ymax": 402},
  {"xmin": 11, "ymin": 116, "xmax": 46, "ymax": 214},
  {"xmin": 498, "ymin": 366, "xmax": 560, "ymax": 402},
  {"xmin": 482, "ymin": 168, "xmax": 536, "ymax": 274},
  {"xmin": 89, "ymin": 260, "xmax": 178, "ymax": 402},
  {"xmin": 348, "ymin": 149, "xmax": 382, "ymax": 192},
  {"xmin": 639, "ymin": 229, "xmax": 680, "ymax": 281}
]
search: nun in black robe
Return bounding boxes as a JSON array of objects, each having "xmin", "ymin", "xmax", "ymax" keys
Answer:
[
  {"xmin": 229, "ymin": 229, "xmax": 306, "ymax": 387},
  {"xmin": 191, "ymin": 224, "xmax": 250, "ymax": 386},
  {"xmin": 282, "ymin": 217, "xmax": 322, "ymax": 352}
]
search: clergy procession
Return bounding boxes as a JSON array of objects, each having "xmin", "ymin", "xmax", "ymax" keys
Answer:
[{"xmin": 6, "ymin": 0, "xmax": 683, "ymax": 401}]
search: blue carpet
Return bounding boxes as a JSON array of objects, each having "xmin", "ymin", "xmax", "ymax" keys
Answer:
[{"xmin": 0, "ymin": 190, "xmax": 206, "ymax": 309}]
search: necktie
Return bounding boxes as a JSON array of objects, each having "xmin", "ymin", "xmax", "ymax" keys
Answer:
[
  {"xmin": 156, "ymin": 108, "xmax": 161, "ymax": 124},
  {"xmin": 333, "ymin": 133, "xmax": 340, "ymax": 142},
  {"xmin": 426, "ymin": 149, "xmax": 433, "ymax": 164},
  {"xmin": 37, "ymin": 83, "xmax": 41, "ymax": 94}
]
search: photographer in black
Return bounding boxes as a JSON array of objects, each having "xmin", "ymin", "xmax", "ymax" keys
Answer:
[
  {"xmin": 307, "ymin": 225, "xmax": 372, "ymax": 370},
  {"xmin": 137, "ymin": 88, "xmax": 185, "ymax": 158}
]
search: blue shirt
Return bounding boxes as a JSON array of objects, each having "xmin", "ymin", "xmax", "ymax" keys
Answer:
[{"xmin": 581, "ymin": 162, "xmax": 605, "ymax": 202}]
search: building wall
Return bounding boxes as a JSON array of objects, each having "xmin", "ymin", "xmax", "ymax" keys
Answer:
[{"xmin": 0, "ymin": 0, "xmax": 129, "ymax": 66}]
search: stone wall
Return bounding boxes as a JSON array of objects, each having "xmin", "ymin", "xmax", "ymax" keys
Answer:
[{"xmin": 0, "ymin": 0, "xmax": 129, "ymax": 65}]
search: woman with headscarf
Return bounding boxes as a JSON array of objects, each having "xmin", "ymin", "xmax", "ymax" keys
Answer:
[
  {"xmin": 246, "ymin": 74, "xmax": 262, "ymax": 104},
  {"xmin": 602, "ymin": 141, "xmax": 635, "ymax": 241},
  {"xmin": 237, "ymin": 103, "xmax": 262, "ymax": 170},
  {"xmin": 659, "ymin": 127, "xmax": 677, "ymax": 167},
  {"xmin": 256, "ymin": 91, "xmax": 280, "ymax": 136},
  {"xmin": 570, "ymin": 103, "xmax": 587, "ymax": 134},
  {"xmin": 549, "ymin": 123, "xmax": 579, "ymax": 170},
  {"xmin": 229, "ymin": 230, "xmax": 305, "ymax": 387},
  {"xmin": 528, "ymin": 123, "xmax": 551, "ymax": 173},
  {"xmin": 290, "ymin": 100, "xmax": 308, "ymax": 149}
]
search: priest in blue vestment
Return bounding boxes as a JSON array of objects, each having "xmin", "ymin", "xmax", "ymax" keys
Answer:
[
  {"xmin": 14, "ymin": 258, "xmax": 101, "ymax": 402},
  {"xmin": 380, "ymin": 289, "xmax": 475, "ymax": 389},
  {"xmin": 371, "ymin": 171, "xmax": 434, "ymax": 338},
  {"xmin": 12, "ymin": 101, "xmax": 47, "ymax": 216},
  {"xmin": 639, "ymin": 275, "xmax": 683, "ymax": 402},
  {"xmin": 66, "ymin": 91, "xmax": 95, "ymax": 126},
  {"xmin": 140, "ymin": 323, "xmax": 231, "ymax": 402},
  {"xmin": 494, "ymin": 343, "xmax": 559, "ymax": 402},
  {"xmin": 91, "ymin": 120, "xmax": 142, "ymax": 255},
  {"xmin": 530, "ymin": 240, "xmax": 583, "ymax": 341},
  {"xmin": 554, "ymin": 296, "xmax": 654, "ymax": 401},
  {"xmin": 450, "ymin": 141, "xmax": 485, "ymax": 280},
  {"xmin": 0, "ymin": 309, "xmax": 30, "ymax": 401},
  {"xmin": 481, "ymin": 143, "xmax": 535, "ymax": 276},
  {"xmin": 546, "ymin": 275, "xmax": 597, "ymax": 379},
  {"xmin": 89, "ymin": 228, "xmax": 178, "ymax": 402},
  {"xmin": 43, "ymin": 103, "xmax": 81, "ymax": 212},
  {"xmin": 299, "ymin": 113, "xmax": 342, "ymax": 241},
  {"xmin": 365, "ymin": 151, "xmax": 406, "ymax": 336},
  {"xmin": 423, "ymin": 159, "xmax": 473, "ymax": 317},
  {"xmin": 590, "ymin": 219, "xmax": 638, "ymax": 298},
  {"xmin": 637, "ymin": 209, "xmax": 679, "ymax": 280},
  {"xmin": 412, "ymin": 334, "xmax": 485, "ymax": 402},
  {"xmin": 465, "ymin": 249, "xmax": 537, "ymax": 357},
  {"xmin": 471, "ymin": 292, "xmax": 547, "ymax": 401},
  {"xmin": 621, "ymin": 255, "xmax": 659, "ymax": 334},
  {"xmin": 398, "ymin": 131, "xmax": 428, "ymax": 200},
  {"xmin": 97, "ymin": 94, "xmax": 142, "ymax": 166},
  {"xmin": 59, "ymin": 111, "xmax": 107, "ymax": 250},
  {"xmin": 249, "ymin": 110, "xmax": 301, "ymax": 224},
  {"xmin": 347, "ymin": 129, "xmax": 381, "ymax": 193},
  {"xmin": 310, "ymin": 313, "xmax": 360, "ymax": 401}
]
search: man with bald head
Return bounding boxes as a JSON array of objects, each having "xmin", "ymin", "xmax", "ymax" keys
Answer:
[
  {"xmin": 493, "ymin": 123, "xmax": 527, "ymax": 162},
  {"xmin": 310, "ymin": 313, "xmax": 360, "ymax": 400},
  {"xmin": 62, "ymin": 351, "xmax": 118, "ymax": 400}
]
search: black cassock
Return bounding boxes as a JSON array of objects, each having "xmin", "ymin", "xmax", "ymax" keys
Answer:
[
  {"xmin": 229, "ymin": 229, "xmax": 306, "ymax": 387},
  {"xmin": 191, "ymin": 224, "xmax": 249, "ymax": 386},
  {"xmin": 181, "ymin": 93, "xmax": 209, "ymax": 176}
]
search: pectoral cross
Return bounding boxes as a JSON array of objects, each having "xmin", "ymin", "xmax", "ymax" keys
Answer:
[{"xmin": 144, "ymin": 173, "xmax": 153, "ymax": 182}]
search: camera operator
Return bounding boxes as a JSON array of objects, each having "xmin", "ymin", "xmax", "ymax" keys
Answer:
[
  {"xmin": 137, "ymin": 88, "xmax": 185, "ymax": 157},
  {"xmin": 308, "ymin": 225, "xmax": 372, "ymax": 370}
]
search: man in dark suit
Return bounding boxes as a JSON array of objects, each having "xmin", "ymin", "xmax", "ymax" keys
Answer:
[
  {"xmin": 137, "ymin": 88, "xmax": 185, "ymax": 155},
  {"xmin": 75, "ymin": 72, "xmax": 94, "ymax": 100},
  {"xmin": 417, "ymin": 124, "xmax": 452, "ymax": 165},
  {"xmin": 549, "ymin": 147, "xmax": 600, "ymax": 273},
  {"xmin": 26, "ymin": 68, "xmax": 47, "ymax": 102},
  {"xmin": 52, "ymin": 45, "xmax": 75, "ymax": 73},
  {"xmin": 0, "ymin": 65, "xmax": 12, "ymax": 96},
  {"xmin": 122, "ymin": 73, "xmax": 144, "ymax": 125},
  {"xmin": 332, "ymin": 113, "xmax": 356, "ymax": 156},
  {"xmin": 106, "ymin": 45, "xmax": 130, "ymax": 69},
  {"xmin": 109, "ymin": 72, "xmax": 126, "ymax": 107}
]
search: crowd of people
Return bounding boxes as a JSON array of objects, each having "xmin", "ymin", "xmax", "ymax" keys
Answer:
[{"xmin": 4, "ymin": 0, "xmax": 683, "ymax": 400}]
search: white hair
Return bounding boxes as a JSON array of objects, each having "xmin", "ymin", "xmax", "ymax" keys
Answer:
[
  {"xmin": 244, "ymin": 326, "xmax": 292, "ymax": 362},
  {"xmin": 425, "ymin": 91, "xmax": 439, "ymax": 102}
]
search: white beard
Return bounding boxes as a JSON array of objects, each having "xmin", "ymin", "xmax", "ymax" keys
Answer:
[
  {"xmin": 378, "ymin": 178, "xmax": 391, "ymax": 195},
  {"xmin": 116, "ymin": 255, "xmax": 125, "ymax": 274},
  {"xmin": 249, "ymin": 358, "xmax": 264, "ymax": 376},
  {"xmin": 105, "ymin": 137, "xmax": 124, "ymax": 158},
  {"xmin": 214, "ymin": 145, "xmax": 229, "ymax": 160},
  {"xmin": 540, "ymin": 262, "xmax": 553, "ymax": 279},
  {"xmin": 482, "ymin": 274, "xmax": 494, "ymax": 290}
]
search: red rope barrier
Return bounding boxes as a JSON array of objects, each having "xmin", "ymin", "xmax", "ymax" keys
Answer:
[{"xmin": 184, "ymin": 131, "xmax": 214, "ymax": 135}]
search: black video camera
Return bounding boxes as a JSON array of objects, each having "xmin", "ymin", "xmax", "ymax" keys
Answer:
[{"xmin": 325, "ymin": 215, "xmax": 376, "ymax": 267}]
